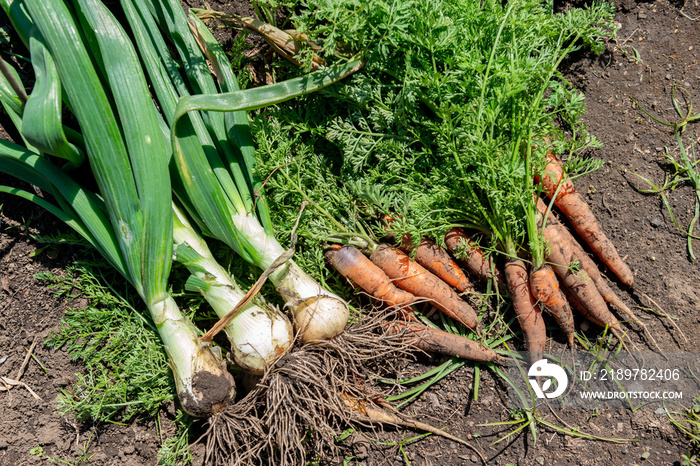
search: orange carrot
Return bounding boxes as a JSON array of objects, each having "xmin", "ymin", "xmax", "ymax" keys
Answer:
[
  {"xmin": 413, "ymin": 238, "xmax": 473, "ymax": 293},
  {"xmin": 536, "ymin": 152, "xmax": 634, "ymax": 287},
  {"xmin": 541, "ymin": 219, "xmax": 622, "ymax": 335},
  {"xmin": 383, "ymin": 320, "xmax": 506, "ymax": 364},
  {"xmin": 381, "ymin": 217, "xmax": 474, "ymax": 293},
  {"xmin": 536, "ymin": 199, "xmax": 639, "ymax": 323},
  {"xmin": 529, "ymin": 265, "xmax": 575, "ymax": 347},
  {"xmin": 325, "ymin": 245, "xmax": 416, "ymax": 308},
  {"xmin": 504, "ymin": 259, "xmax": 546, "ymax": 363},
  {"xmin": 369, "ymin": 244, "xmax": 478, "ymax": 329},
  {"xmin": 444, "ymin": 228, "xmax": 507, "ymax": 293}
]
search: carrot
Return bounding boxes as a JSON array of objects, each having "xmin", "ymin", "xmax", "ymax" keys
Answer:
[
  {"xmin": 383, "ymin": 320, "xmax": 506, "ymax": 364},
  {"xmin": 413, "ymin": 238, "xmax": 474, "ymax": 293},
  {"xmin": 529, "ymin": 265, "xmax": 575, "ymax": 347},
  {"xmin": 536, "ymin": 199, "xmax": 640, "ymax": 323},
  {"xmin": 536, "ymin": 200, "xmax": 657, "ymax": 348},
  {"xmin": 325, "ymin": 245, "xmax": 416, "ymax": 308},
  {"xmin": 504, "ymin": 259, "xmax": 546, "ymax": 363},
  {"xmin": 444, "ymin": 228, "xmax": 507, "ymax": 293},
  {"xmin": 381, "ymin": 216, "xmax": 473, "ymax": 293},
  {"xmin": 541, "ymin": 219, "xmax": 623, "ymax": 335},
  {"xmin": 536, "ymin": 152, "xmax": 634, "ymax": 287},
  {"xmin": 369, "ymin": 244, "xmax": 478, "ymax": 329}
]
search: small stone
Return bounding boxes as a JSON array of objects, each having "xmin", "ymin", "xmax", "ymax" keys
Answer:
[
  {"xmin": 655, "ymin": 407, "xmax": 667, "ymax": 414},
  {"xmin": 471, "ymin": 455, "xmax": 478, "ymax": 463},
  {"xmin": 124, "ymin": 445, "xmax": 135, "ymax": 455},
  {"xmin": 428, "ymin": 392, "xmax": 440, "ymax": 408},
  {"xmin": 666, "ymin": 74, "xmax": 672, "ymax": 80},
  {"xmin": 535, "ymin": 456, "xmax": 545, "ymax": 465},
  {"xmin": 666, "ymin": 450, "xmax": 672, "ymax": 455},
  {"xmin": 0, "ymin": 440, "xmax": 7, "ymax": 449},
  {"xmin": 450, "ymin": 442, "xmax": 457, "ymax": 449},
  {"xmin": 650, "ymin": 218, "xmax": 662, "ymax": 227},
  {"xmin": 355, "ymin": 443, "xmax": 368, "ymax": 460}
]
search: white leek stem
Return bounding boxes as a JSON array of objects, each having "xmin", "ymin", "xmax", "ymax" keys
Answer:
[
  {"xmin": 173, "ymin": 204, "xmax": 293, "ymax": 373},
  {"xmin": 233, "ymin": 212, "xmax": 349, "ymax": 342},
  {"xmin": 149, "ymin": 295, "xmax": 235, "ymax": 417},
  {"xmin": 190, "ymin": 276, "xmax": 292, "ymax": 374}
]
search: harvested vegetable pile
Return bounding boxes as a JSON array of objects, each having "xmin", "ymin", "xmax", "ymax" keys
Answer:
[
  {"xmin": 0, "ymin": 0, "xmax": 677, "ymax": 463},
  {"xmin": 239, "ymin": 0, "xmax": 649, "ymax": 363}
]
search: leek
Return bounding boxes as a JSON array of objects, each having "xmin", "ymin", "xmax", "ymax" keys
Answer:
[
  {"xmin": 172, "ymin": 203, "xmax": 293, "ymax": 374},
  {"xmin": 0, "ymin": 0, "xmax": 236, "ymax": 417},
  {"xmin": 123, "ymin": 0, "xmax": 357, "ymax": 341},
  {"xmin": 1, "ymin": 0, "xmax": 293, "ymax": 377}
]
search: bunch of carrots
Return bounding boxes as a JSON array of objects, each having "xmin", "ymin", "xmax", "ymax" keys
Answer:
[
  {"xmin": 322, "ymin": 151, "xmax": 641, "ymax": 365},
  {"xmin": 215, "ymin": 0, "xmax": 639, "ymax": 367}
]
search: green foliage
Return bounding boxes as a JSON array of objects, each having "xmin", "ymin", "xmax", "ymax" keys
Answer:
[
  {"xmin": 629, "ymin": 87, "xmax": 700, "ymax": 260},
  {"xmin": 157, "ymin": 409, "xmax": 195, "ymax": 466},
  {"xmin": 254, "ymin": 0, "xmax": 616, "ymax": 279},
  {"xmin": 669, "ymin": 393, "xmax": 700, "ymax": 453},
  {"xmin": 41, "ymin": 264, "xmax": 174, "ymax": 423}
]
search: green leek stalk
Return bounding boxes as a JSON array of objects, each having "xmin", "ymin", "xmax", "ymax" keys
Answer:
[
  {"xmin": 172, "ymin": 203, "xmax": 293, "ymax": 374},
  {"xmin": 0, "ymin": 0, "xmax": 291, "ymax": 376},
  {"xmin": 0, "ymin": 0, "xmax": 236, "ymax": 416},
  {"xmin": 122, "ymin": 0, "xmax": 354, "ymax": 341}
]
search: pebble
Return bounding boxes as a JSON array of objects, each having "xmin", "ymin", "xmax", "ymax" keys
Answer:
[
  {"xmin": 535, "ymin": 456, "xmax": 545, "ymax": 465},
  {"xmin": 471, "ymin": 455, "xmax": 478, "ymax": 463},
  {"xmin": 124, "ymin": 445, "xmax": 135, "ymax": 455},
  {"xmin": 650, "ymin": 218, "xmax": 662, "ymax": 227}
]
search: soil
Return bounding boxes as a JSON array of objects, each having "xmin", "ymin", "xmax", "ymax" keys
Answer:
[{"xmin": 1, "ymin": 0, "xmax": 699, "ymax": 465}]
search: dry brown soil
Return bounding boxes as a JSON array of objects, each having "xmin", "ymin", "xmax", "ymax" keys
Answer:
[{"xmin": 1, "ymin": 0, "xmax": 699, "ymax": 464}]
